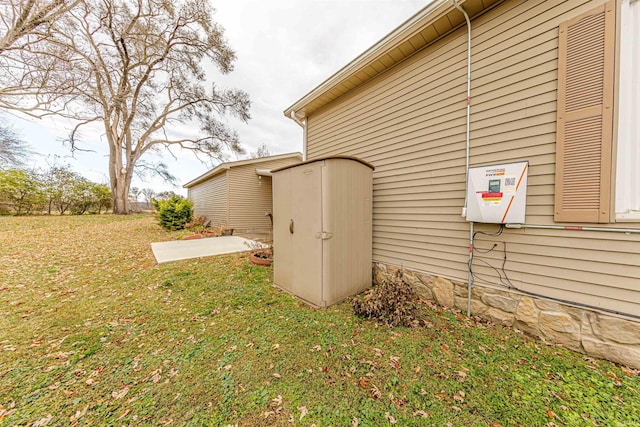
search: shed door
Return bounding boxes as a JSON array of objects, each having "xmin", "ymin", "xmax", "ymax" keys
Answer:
[
  {"xmin": 273, "ymin": 168, "xmax": 293, "ymax": 291},
  {"xmin": 290, "ymin": 162, "xmax": 323, "ymax": 305}
]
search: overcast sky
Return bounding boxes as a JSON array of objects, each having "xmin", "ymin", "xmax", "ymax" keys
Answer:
[{"xmin": 6, "ymin": 0, "xmax": 429, "ymax": 194}]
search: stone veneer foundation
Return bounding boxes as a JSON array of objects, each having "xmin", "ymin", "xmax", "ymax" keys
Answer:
[{"xmin": 373, "ymin": 263, "xmax": 640, "ymax": 369}]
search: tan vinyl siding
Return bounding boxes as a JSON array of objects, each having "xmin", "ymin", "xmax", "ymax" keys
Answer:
[
  {"xmin": 304, "ymin": 0, "xmax": 640, "ymax": 315},
  {"xmin": 227, "ymin": 157, "xmax": 302, "ymax": 230},
  {"xmin": 188, "ymin": 172, "xmax": 228, "ymax": 227}
]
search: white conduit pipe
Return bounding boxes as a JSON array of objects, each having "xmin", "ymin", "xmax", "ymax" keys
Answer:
[
  {"xmin": 453, "ymin": 0, "xmax": 473, "ymax": 316},
  {"xmin": 505, "ymin": 223, "xmax": 640, "ymax": 234}
]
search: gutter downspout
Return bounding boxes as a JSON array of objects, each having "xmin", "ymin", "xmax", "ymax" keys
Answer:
[
  {"xmin": 290, "ymin": 111, "xmax": 308, "ymax": 161},
  {"xmin": 453, "ymin": 0, "xmax": 473, "ymax": 317}
]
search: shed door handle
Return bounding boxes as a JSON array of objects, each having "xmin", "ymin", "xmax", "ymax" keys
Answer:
[{"xmin": 289, "ymin": 219, "xmax": 294, "ymax": 234}]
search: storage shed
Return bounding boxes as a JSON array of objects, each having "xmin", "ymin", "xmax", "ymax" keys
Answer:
[
  {"xmin": 272, "ymin": 156, "xmax": 374, "ymax": 307},
  {"xmin": 184, "ymin": 153, "xmax": 302, "ymax": 231}
]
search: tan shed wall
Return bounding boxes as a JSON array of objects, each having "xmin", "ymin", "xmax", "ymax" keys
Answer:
[
  {"xmin": 188, "ymin": 172, "xmax": 228, "ymax": 227},
  {"xmin": 227, "ymin": 157, "xmax": 302, "ymax": 230},
  {"xmin": 304, "ymin": 0, "xmax": 640, "ymax": 315},
  {"xmin": 322, "ymin": 159, "xmax": 373, "ymax": 306}
]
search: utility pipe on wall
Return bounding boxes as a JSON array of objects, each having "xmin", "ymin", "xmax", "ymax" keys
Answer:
[
  {"xmin": 455, "ymin": 0, "xmax": 472, "ymax": 219},
  {"xmin": 505, "ymin": 223, "xmax": 640, "ymax": 234},
  {"xmin": 290, "ymin": 111, "xmax": 308, "ymax": 161},
  {"xmin": 453, "ymin": 0, "xmax": 473, "ymax": 316}
]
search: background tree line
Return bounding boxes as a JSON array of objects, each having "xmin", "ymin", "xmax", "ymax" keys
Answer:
[
  {"xmin": 0, "ymin": 165, "xmax": 112, "ymax": 215},
  {"xmin": 0, "ymin": 163, "xmax": 169, "ymax": 215}
]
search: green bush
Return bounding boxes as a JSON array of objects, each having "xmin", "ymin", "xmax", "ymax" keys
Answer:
[
  {"xmin": 352, "ymin": 269, "xmax": 419, "ymax": 327},
  {"xmin": 152, "ymin": 195, "xmax": 193, "ymax": 230}
]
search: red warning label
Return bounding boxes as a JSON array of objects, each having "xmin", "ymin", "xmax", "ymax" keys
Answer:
[{"xmin": 481, "ymin": 192, "xmax": 503, "ymax": 199}]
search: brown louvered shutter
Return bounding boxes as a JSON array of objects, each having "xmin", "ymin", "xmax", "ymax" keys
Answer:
[{"xmin": 555, "ymin": 0, "xmax": 615, "ymax": 223}]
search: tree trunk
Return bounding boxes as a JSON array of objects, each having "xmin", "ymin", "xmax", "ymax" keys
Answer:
[
  {"xmin": 107, "ymin": 137, "xmax": 134, "ymax": 215},
  {"xmin": 112, "ymin": 175, "xmax": 130, "ymax": 214},
  {"xmin": 111, "ymin": 179, "xmax": 129, "ymax": 215}
]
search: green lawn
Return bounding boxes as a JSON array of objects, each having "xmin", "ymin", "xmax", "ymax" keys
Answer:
[{"xmin": 0, "ymin": 215, "xmax": 638, "ymax": 426}]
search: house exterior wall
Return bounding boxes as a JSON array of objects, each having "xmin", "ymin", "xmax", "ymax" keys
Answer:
[
  {"xmin": 227, "ymin": 157, "xmax": 301, "ymax": 230},
  {"xmin": 188, "ymin": 172, "xmax": 228, "ymax": 227},
  {"xmin": 303, "ymin": 0, "xmax": 640, "ymax": 366}
]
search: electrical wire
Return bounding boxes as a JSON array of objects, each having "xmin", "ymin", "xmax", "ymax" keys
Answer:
[{"xmin": 468, "ymin": 225, "xmax": 640, "ymax": 321}]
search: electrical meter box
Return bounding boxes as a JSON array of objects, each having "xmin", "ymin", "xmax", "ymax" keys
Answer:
[{"xmin": 466, "ymin": 161, "xmax": 529, "ymax": 224}]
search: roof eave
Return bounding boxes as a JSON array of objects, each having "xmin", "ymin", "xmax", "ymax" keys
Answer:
[
  {"xmin": 284, "ymin": 0, "xmax": 505, "ymax": 120},
  {"xmin": 284, "ymin": 0, "xmax": 451, "ymax": 120},
  {"xmin": 183, "ymin": 165, "xmax": 230, "ymax": 188},
  {"xmin": 183, "ymin": 152, "xmax": 303, "ymax": 188}
]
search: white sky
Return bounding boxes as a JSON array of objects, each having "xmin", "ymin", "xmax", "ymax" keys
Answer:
[{"xmin": 5, "ymin": 0, "xmax": 428, "ymax": 195}]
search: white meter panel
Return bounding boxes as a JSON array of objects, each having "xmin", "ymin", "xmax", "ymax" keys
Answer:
[{"xmin": 466, "ymin": 161, "xmax": 529, "ymax": 224}]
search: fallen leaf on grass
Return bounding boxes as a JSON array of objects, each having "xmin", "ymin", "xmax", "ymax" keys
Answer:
[
  {"xmin": 49, "ymin": 351, "xmax": 72, "ymax": 360},
  {"xmin": 606, "ymin": 371, "xmax": 622, "ymax": 386},
  {"xmin": 370, "ymin": 385, "xmax": 381, "ymax": 399},
  {"xmin": 413, "ymin": 410, "xmax": 429, "ymax": 418},
  {"xmin": 270, "ymin": 395, "xmax": 283, "ymax": 408},
  {"xmin": 117, "ymin": 409, "xmax": 130, "ymax": 420},
  {"xmin": 390, "ymin": 356, "xmax": 401, "ymax": 369},
  {"xmin": 453, "ymin": 391, "xmax": 465, "ymax": 403},
  {"xmin": 112, "ymin": 386, "xmax": 130, "ymax": 400},
  {"xmin": 0, "ymin": 403, "xmax": 16, "ymax": 421},
  {"xmin": 384, "ymin": 412, "xmax": 397, "ymax": 424},
  {"xmin": 149, "ymin": 368, "xmax": 162, "ymax": 383},
  {"xmin": 298, "ymin": 406, "xmax": 308, "ymax": 420},
  {"xmin": 32, "ymin": 415, "xmax": 53, "ymax": 426}
]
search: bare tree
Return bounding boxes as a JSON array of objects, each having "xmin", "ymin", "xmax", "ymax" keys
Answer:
[
  {"xmin": 0, "ymin": 1, "xmax": 81, "ymax": 52},
  {"xmin": 0, "ymin": 118, "xmax": 32, "ymax": 168},
  {"xmin": 0, "ymin": 1, "xmax": 81, "ymax": 114},
  {"xmin": 141, "ymin": 187, "xmax": 155, "ymax": 209},
  {"xmin": 0, "ymin": 0, "xmax": 250, "ymax": 214},
  {"xmin": 249, "ymin": 143, "xmax": 271, "ymax": 159}
]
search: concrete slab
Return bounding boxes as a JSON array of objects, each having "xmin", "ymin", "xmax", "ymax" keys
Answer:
[{"xmin": 151, "ymin": 236, "xmax": 267, "ymax": 264}]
